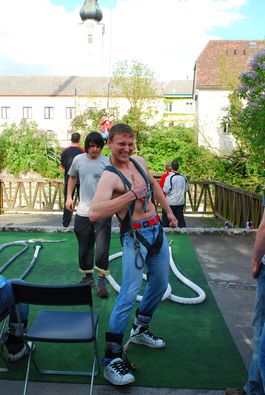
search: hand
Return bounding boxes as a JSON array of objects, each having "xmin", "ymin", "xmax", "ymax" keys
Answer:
[
  {"xmin": 252, "ymin": 258, "xmax": 262, "ymax": 279},
  {"xmin": 167, "ymin": 212, "xmax": 178, "ymax": 227},
  {"xmin": 65, "ymin": 198, "xmax": 74, "ymax": 211},
  {"xmin": 131, "ymin": 174, "xmax": 147, "ymax": 200}
]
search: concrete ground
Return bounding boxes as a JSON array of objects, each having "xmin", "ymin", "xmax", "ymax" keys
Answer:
[{"xmin": 0, "ymin": 213, "xmax": 257, "ymax": 394}]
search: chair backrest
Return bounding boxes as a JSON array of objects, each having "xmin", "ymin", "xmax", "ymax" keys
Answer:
[
  {"xmin": 11, "ymin": 282, "xmax": 93, "ymax": 307},
  {"xmin": 0, "ymin": 309, "xmax": 9, "ymax": 323}
]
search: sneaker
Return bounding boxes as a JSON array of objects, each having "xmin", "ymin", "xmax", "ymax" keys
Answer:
[
  {"xmin": 129, "ymin": 328, "xmax": 165, "ymax": 348},
  {"xmin": 226, "ymin": 388, "xmax": 246, "ymax": 395},
  {"xmin": 103, "ymin": 358, "xmax": 135, "ymax": 386},
  {"xmin": 97, "ymin": 283, "xmax": 109, "ymax": 298},
  {"xmin": 79, "ymin": 277, "xmax": 95, "ymax": 286},
  {"xmin": 8, "ymin": 342, "xmax": 34, "ymax": 362}
]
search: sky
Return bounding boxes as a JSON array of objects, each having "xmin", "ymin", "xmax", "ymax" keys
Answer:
[{"xmin": 0, "ymin": 0, "xmax": 264, "ymax": 82}]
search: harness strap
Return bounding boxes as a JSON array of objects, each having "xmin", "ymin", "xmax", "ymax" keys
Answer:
[{"xmin": 135, "ymin": 224, "xmax": 163, "ymax": 257}]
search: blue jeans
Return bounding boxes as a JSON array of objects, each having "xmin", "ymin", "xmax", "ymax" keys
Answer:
[
  {"xmin": 108, "ymin": 223, "xmax": 169, "ymax": 335},
  {"xmin": 0, "ymin": 278, "xmax": 29, "ymax": 332},
  {"xmin": 244, "ymin": 265, "xmax": 265, "ymax": 395}
]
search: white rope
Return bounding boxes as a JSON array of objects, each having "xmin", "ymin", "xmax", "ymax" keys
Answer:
[{"xmin": 106, "ymin": 244, "xmax": 206, "ymax": 305}]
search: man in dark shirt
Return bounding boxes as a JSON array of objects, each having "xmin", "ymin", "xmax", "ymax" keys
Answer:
[{"xmin": 61, "ymin": 132, "xmax": 85, "ymax": 227}]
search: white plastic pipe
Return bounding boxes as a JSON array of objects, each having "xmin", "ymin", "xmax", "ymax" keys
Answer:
[{"xmin": 106, "ymin": 246, "xmax": 206, "ymax": 305}]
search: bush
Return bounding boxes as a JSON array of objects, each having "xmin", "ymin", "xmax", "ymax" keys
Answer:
[{"xmin": 0, "ymin": 120, "xmax": 62, "ymax": 178}]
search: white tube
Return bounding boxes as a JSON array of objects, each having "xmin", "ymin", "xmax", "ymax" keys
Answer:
[{"xmin": 107, "ymin": 248, "xmax": 206, "ymax": 305}]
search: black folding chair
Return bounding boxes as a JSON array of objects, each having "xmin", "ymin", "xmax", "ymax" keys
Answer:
[
  {"xmin": 0, "ymin": 308, "xmax": 10, "ymax": 372},
  {"xmin": 12, "ymin": 282, "xmax": 100, "ymax": 395}
]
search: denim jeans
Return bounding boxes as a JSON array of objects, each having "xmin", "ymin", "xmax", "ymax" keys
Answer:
[
  {"xmin": 108, "ymin": 223, "xmax": 169, "ymax": 335},
  {"xmin": 244, "ymin": 265, "xmax": 265, "ymax": 395},
  {"xmin": 74, "ymin": 214, "xmax": 111, "ymax": 272},
  {"xmin": 0, "ymin": 278, "xmax": 29, "ymax": 331}
]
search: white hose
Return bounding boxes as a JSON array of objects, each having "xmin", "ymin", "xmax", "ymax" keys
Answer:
[{"xmin": 106, "ymin": 245, "xmax": 206, "ymax": 305}]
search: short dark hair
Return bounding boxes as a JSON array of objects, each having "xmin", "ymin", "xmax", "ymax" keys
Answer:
[
  {"xmin": 71, "ymin": 132, "xmax": 81, "ymax": 143},
  {"xmin": 84, "ymin": 132, "xmax": 104, "ymax": 152},
  {"xmin": 171, "ymin": 160, "xmax": 179, "ymax": 171},
  {"xmin": 108, "ymin": 123, "xmax": 134, "ymax": 141}
]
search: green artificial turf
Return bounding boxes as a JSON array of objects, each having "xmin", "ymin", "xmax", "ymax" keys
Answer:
[{"xmin": 0, "ymin": 231, "xmax": 247, "ymax": 389}]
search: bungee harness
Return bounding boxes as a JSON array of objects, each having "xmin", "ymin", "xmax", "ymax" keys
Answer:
[{"xmin": 105, "ymin": 157, "xmax": 164, "ymax": 268}]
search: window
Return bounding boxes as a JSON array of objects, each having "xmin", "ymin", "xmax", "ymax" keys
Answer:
[
  {"xmin": 23, "ymin": 107, "xmax": 32, "ymax": 119},
  {"xmin": 1, "ymin": 106, "xmax": 11, "ymax": 119},
  {"xmin": 44, "ymin": 107, "xmax": 54, "ymax": 119},
  {"xmin": 165, "ymin": 102, "xmax": 173, "ymax": 112},
  {"xmin": 66, "ymin": 107, "xmax": 75, "ymax": 119},
  {"xmin": 223, "ymin": 119, "xmax": 231, "ymax": 134}
]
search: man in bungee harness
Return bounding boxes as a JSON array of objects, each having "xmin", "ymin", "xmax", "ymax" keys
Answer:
[{"xmin": 89, "ymin": 123, "xmax": 178, "ymax": 386}]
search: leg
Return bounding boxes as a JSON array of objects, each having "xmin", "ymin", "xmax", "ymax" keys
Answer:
[
  {"xmin": 162, "ymin": 209, "xmax": 169, "ymax": 227},
  {"xmin": 108, "ymin": 232, "xmax": 147, "ymax": 334},
  {"xmin": 138, "ymin": 228, "xmax": 169, "ymax": 316},
  {"xmin": 129, "ymin": 226, "xmax": 169, "ymax": 348},
  {"xmin": 74, "ymin": 215, "xmax": 95, "ymax": 283},
  {"xmin": 1, "ymin": 279, "xmax": 29, "ymax": 362},
  {"xmin": 94, "ymin": 218, "xmax": 112, "ymax": 298},
  {"xmin": 103, "ymin": 233, "xmax": 146, "ymax": 385},
  {"xmin": 62, "ymin": 176, "xmax": 72, "ymax": 227},
  {"xmin": 244, "ymin": 265, "xmax": 265, "ymax": 394},
  {"xmin": 259, "ymin": 322, "xmax": 265, "ymax": 390},
  {"xmin": 173, "ymin": 205, "xmax": 186, "ymax": 228}
]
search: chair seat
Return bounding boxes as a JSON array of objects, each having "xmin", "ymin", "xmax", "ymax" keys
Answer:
[{"xmin": 26, "ymin": 310, "xmax": 99, "ymax": 342}]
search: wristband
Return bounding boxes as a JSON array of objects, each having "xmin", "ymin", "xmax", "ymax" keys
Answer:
[{"xmin": 130, "ymin": 189, "xmax": 138, "ymax": 200}]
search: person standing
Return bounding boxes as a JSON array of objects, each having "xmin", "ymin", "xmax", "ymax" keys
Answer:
[
  {"xmin": 99, "ymin": 115, "xmax": 114, "ymax": 142},
  {"xmin": 163, "ymin": 159, "xmax": 189, "ymax": 228},
  {"xmin": 226, "ymin": 209, "xmax": 265, "ymax": 395},
  {"xmin": 89, "ymin": 123, "xmax": 178, "ymax": 385},
  {"xmin": 0, "ymin": 276, "xmax": 29, "ymax": 362},
  {"xmin": 66, "ymin": 132, "xmax": 111, "ymax": 298},
  {"xmin": 159, "ymin": 162, "xmax": 172, "ymax": 191},
  {"xmin": 61, "ymin": 132, "xmax": 85, "ymax": 227},
  {"xmin": 159, "ymin": 162, "xmax": 172, "ymax": 225}
]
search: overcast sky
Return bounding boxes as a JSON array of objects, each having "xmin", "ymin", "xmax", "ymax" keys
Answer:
[{"xmin": 0, "ymin": 0, "xmax": 264, "ymax": 81}]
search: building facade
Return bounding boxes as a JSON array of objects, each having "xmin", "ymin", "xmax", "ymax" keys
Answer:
[
  {"xmin": 193, "ymin": 40, "xmax": 265, "ymax": 155},
  {"xmin": 0, "ymin": 76, "xmax": 194, "ymax": 147}
]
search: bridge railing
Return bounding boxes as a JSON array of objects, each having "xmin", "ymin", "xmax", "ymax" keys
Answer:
[{"xmin": 0, "ymin": 177, "xmax": 263, "ymax": 228}]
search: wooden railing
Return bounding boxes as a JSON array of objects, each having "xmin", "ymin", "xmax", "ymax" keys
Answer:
[{"xmin": 0, "ymin": 177, "xmax": 263, "ymax": 228}]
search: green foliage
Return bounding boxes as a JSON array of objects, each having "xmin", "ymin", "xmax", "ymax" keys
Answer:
[
  {"xmin": 228, "ymin": 48, "xmax": 265, "ymax": 168},
  {"xmin": 71, "ymin": 108, "xmax": 107, "ymax": 135},
  {"xmin": 137, "ymin": 125, "xmax": 264, "ymax": 193},
  {"xmin": 0, "ymin": 120, "xmax": 62, "ymax": 178},
  {"xmin": 112, "ymin": 59, "xmax": 157, "ymax": 145}
]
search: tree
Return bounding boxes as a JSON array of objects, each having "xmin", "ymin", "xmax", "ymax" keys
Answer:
[
  {"xmin": 71, "ymin": 108, "xmax": 107, "ymax": 134},
  {"xmin": 112, "ymin": 60, "xmax": 158, "ymax": 147},
  {"xmin": 229, "ymin": 48, "xmax": 265, "ymax": 167},
  {"xmin": 0, "ymin": 120, "xmax": 62, "ymax": 178}
]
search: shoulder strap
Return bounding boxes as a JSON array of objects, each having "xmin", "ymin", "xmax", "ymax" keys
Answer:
[
  {"xmin": 168, "ymin": 173, "xmax": 177, "ymax": 193},
  {"xmin": 104, "ymin": 165, "xmax": 131, "ymax": 190},
  {"xmin": 168, "ymin": 173, "xmax": 187, "ymax": 193},
  {"xmin": 129, "ymin": 157, "xmax": 151, "ymax": 190}
]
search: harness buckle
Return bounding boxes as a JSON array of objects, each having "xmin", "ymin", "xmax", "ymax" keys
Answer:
[{"xmin": 143, "ymin": 221, "xmax": 149, "ymax": 228}]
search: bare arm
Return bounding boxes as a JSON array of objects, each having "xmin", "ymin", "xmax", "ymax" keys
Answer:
[
  {"xmin": 252, "ymin": 211, "xmax": 265, "ymax": 279},
  {"xmin": 148, "ymin": 170, "xmax": 178, "ymax": 227},
  {"xmin": 65, "ymin": 176, "xmax": 77, "ymax": 211}
]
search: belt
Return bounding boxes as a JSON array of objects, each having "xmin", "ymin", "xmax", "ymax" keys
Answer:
[{"xmin": 132, "ymin": 214, "xmax": 160, "ymax": 230}]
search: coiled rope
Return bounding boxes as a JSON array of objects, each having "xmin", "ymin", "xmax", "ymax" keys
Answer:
[{"xmin": 106, "ymin": 241, "xmax": 206, "ymax": 305}]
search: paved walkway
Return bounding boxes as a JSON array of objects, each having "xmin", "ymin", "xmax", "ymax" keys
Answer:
[{"xmin": 0, "ymin": 213, "xmax": 257, "ymax": 394}]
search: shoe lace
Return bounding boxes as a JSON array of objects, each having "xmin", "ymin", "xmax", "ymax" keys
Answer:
[
  {"xmin": 144, "ymin": 330, "xmax": 161, "ymax": 341},
  {"xmin": 112, "ymin": 360, "xmax": 130, "ymax": 375}
]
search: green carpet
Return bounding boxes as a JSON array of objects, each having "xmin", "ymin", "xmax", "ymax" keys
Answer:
[{"xmin": 0, "ymin": 231, "xmax": 247, "ymax": 389}]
